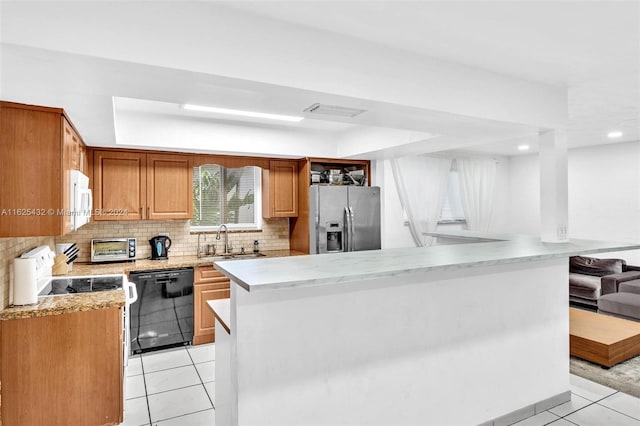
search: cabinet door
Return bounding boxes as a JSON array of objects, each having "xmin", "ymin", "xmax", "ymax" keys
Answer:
[
  {"xmin": 263, "ymin": 160, "xmax": 298, "ymax": 218},
  {"xmin": 0, "ymin": 308, "xmax": 124, "ymax": 425},
  {"xmin": 61, "ymin": 118, "xmax": 78, "ymax": 233},
  {"xmin": 147, "ymin": 153, "xmax": 194, "ymax": 220},
  {"xmin": 194, "ymin": 284, "xmax": 231, "ymax": 345},
  {"xmin": 63, "ymin": 119, "xmax": 84, "ymax": 172},
  {"xmin": 0, "ymin": 105, "xmax": 64, "ymax": 237},
  {"xmin": 194, "ymin": 266, "xmax": 230, "ymax": 345},
  {"xmin": 93, "ymin": 150, "xmax": 146, "ymax": 220}
]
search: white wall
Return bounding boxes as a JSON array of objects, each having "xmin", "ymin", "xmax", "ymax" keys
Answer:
[
  {"xmin": 505, "ymin": 141, "xmax": 640, "ymax": 264},
  {"xmin": 505, "ymin": 154, "xmax": 542, "ymax": 235},
  {"xmin": 489, "ymin": 157, "xmax": 510, "ymax": 234}
]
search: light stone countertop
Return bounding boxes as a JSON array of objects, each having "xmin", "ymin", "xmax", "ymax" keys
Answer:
[
  {"xmin": 207, "ymin": 299, "xmax": 230, "ymax": 333},
  {"xmin": 214, "ymin": 234, "xmax": 640, "ymax": 292}
]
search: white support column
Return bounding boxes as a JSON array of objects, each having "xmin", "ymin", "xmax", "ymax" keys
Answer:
[{"xmin": 539, "ymin": 129, "xmax": 569, "ymax": 242}]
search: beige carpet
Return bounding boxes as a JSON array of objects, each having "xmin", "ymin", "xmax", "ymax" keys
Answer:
[{"xmin": 570, "ymin": 355, "xmax": 640, "ymax": 398}]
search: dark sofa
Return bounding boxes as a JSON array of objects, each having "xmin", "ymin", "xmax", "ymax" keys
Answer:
[{"xmin": 569, "ymin": 256, "xmax": 640, "ymax": 307}]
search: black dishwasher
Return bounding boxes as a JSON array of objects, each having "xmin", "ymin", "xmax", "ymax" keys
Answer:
[{"xmin": 129, "ymin": 267, "xmax": 194, "ymax": 354}]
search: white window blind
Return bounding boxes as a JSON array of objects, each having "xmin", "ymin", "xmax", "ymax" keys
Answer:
[{"xmin": 192, "ymin": 165, "xmax": 261, "ymax": 229}]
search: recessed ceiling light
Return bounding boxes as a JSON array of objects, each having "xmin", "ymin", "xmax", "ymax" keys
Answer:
[
  {"xmin": 517, "ymin": 145, "xmax": 530, "ymax": 151},
  {"xmin": 182, "ymin": 104, "xmax": 304, "ymax": 122},
  {"xmin": 607, "ymin": 131, "xmax": 623, "ymax": 138}
]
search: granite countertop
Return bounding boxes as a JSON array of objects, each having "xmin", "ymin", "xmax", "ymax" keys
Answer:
[
  {"xmin": 0, "ymin": 290, "xmax": 125, "ymax": 320},
  {"xmin": 67, "ymin": 250, "xmax": 303, "ymax": 276},
  {"xmin": 0, "ymin": 250, "xmax": 301, "ymax": 321},
  {"xmin": 214, "ymin": 234, "xmax": 640, "ymax": 292}
]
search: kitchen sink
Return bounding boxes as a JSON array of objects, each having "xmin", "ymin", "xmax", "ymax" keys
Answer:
[
  {"xmin": 198, "ymin": 252, "xmax": 266, "ymax": 262},
  {"xmin": 232, "ymin": 252, "xmax": 267, "ymax": 258}
]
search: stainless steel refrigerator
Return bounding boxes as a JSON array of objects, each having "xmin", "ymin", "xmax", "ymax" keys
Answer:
[{"xmin": 309, "ymin": 185, "xmax": 381, "ymax": 254}]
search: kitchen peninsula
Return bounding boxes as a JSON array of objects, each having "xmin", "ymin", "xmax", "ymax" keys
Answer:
[{"xmin": 213, "ymin": 234, "xmax": 640, "ymax": 426}]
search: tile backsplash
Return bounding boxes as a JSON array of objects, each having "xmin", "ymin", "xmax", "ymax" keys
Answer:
[
  {"xmin": 0, "ymin": 219, "xmax": 289, "ymax": 309},
  {"xmin": 0, "ymin": 236, "xmax": 55, "ymax": 308},
  {"xmin": 54, "ymin": 218, "xmax": 290, "ymax": 263}
]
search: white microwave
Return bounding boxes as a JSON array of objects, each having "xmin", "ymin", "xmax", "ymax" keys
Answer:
[{"xmin": 70, "ymin": 170, "xmax": 92, "ymax": 231}]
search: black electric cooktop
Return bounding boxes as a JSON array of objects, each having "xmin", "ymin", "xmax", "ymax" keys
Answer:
[{"xmin": 38, "ymin": 275, "xmax": 124, "ymax": 296}]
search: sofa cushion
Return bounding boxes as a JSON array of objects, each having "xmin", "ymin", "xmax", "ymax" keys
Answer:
[
  {"xmin": 619, "ymin": 279, "xmax": 640, "ymax": 295},
  {"xmin": 569, "ymin": 273, "xmax": 601, "ymax": 300},
  {"xmin": 598, "ymin": 292, "xmax": 640, "ymax": 320},
  {"xmin": 569, "ymin": 256, "xmax": 624, "ymax": 277}
]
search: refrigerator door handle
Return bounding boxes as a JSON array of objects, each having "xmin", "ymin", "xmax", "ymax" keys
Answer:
[
  {"xmin": 344, "ymin": 206, "xmax": 351, "ymax": 252},
  {"xmin": 349, "ymin": 206, "xmax": 355, "ymax": 251},
  {"xmin": 343, "ymin": 207, "xmax": 353, "ymax": 251}
]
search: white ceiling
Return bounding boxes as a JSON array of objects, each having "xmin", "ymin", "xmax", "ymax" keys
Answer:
[
  {"xmin": 1, "ymin": 1, "xmax": 638, "ymax": 158},
  {"xmin": 222, "ymin": 1, "xmax": 640, "ymax": 153}
]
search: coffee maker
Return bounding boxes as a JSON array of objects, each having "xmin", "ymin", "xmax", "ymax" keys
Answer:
[{"xmin": 149, "ymin": 235, "xmax": 171, "ymax": 260}]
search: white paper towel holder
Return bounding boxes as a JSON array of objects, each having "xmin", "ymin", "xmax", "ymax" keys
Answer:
[{"xmin": 10, "ymin": 257, "xmax": 39, "ymax": 306}]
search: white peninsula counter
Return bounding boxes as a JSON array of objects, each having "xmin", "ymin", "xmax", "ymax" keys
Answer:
[{"xmin": 213, "ymin": 235, "xmax": 640, "ymax": 426}]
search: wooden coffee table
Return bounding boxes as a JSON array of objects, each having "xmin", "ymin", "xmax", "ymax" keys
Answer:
[{"xmin": 570, "ymin": 307, "xmax": 640, "ymax": 367}]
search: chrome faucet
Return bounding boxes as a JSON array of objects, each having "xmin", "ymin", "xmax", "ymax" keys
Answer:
[{"xmin": 216, "ymin": 224, "xmax": 231, "ymax": 254}]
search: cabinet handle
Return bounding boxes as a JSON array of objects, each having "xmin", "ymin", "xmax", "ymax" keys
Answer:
[
  {"xmin": 140, "ymin": 207, "xmax": 143, "ymax": 218},
  {"xmin": 147, "ymin": 207, "xmax": 150, "ymax": 219}
]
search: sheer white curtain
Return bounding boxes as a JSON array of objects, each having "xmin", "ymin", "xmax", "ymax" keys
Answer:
[
  {"xmin": 456, "ymin": 158, "xmax": 497, "ymax": 232},
  {"xmin": 391, "ymin": 156, "xmax": 452, "ymax": 247}
]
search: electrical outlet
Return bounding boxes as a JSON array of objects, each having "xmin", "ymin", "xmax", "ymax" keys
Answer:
[
  {"xmin": 158, "ymin": 232, "xmax": 170, "ymax": 238},
  {"xmin": 557, "ymin": 225, "xmax": 567, "ymax": 240}
]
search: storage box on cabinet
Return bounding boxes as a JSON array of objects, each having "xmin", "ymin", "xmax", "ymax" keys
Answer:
[
  {"xmin": 93, "ymin": 150, "xmax": 194, "ymax": 220},
  {"xmin": 0, "ymin": 101, "xmax": 87, "ymax": 237},
  {"xmin": 193, "ymin": 266, "xmax": 231, "ymax": 345}
]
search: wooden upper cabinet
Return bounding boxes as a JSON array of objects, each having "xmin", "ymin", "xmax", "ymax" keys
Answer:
[
  {"xmin": 262, "ymin": 160, "xmax": 299, "ymax": 218},
  {"xmin": 0, "ymin": 101, "xmax": 87, "ymax": 237},
  {"xmin": 147, "ymin": 153, "xmax": 194, "ymax": 220},
  {"xmin": 93, "ymin": 150, "xmax": 193, "ymax": 221},
  {"xmin": 93, "ymin": 150, "xmax": 147, "ymax": 221},
  {"xmin": 63, "ymin": 119, "xmax": 86, "ymax": 173}
]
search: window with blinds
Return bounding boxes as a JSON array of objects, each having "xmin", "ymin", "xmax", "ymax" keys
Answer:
[{"xmin": 192, "ymin": 165, "xmax": 261, "ymax": 229}]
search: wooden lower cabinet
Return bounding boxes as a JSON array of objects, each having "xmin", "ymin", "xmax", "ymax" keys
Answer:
[
  {"xmin": 193, "ymin": 266, "xmax": 230, "ymax": 345},
  {"xmin": 0, "ymin": 307, "xmax": 124, "ymax": 426}
]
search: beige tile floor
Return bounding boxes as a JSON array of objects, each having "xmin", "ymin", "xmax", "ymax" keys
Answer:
[{"xmin": 121, "ymin": 343, "xmax": 640, "ymax": 426}]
